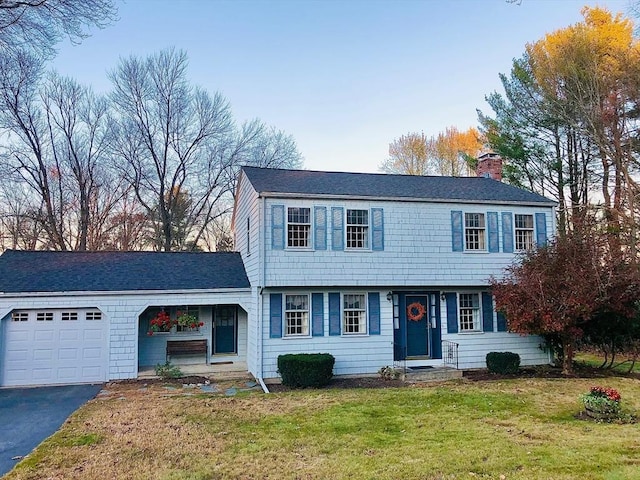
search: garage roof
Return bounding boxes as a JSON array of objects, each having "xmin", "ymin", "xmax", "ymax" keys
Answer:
[{"xmin": 0, "ymin": 250, "xmax": 250, "ymax": 293}]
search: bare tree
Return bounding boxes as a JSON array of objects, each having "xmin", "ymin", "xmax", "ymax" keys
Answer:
[
  {"xmin": 0, "ymin": 0, "xmax": 117, "ymax": 58},
  {"xmin": 109, "ymin": 48, "xmax": 237, "ymax": 252}
]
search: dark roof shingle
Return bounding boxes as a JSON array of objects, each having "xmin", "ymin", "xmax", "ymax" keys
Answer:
[
  {"xmin": 241, "ymin": 166, "xmax": 555, "ymax": 205},
  {"xmin": 0, "ymin": 250, "xmax": 250, "ymax": 293}
]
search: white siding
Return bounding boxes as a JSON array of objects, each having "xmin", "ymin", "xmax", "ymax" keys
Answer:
[
  {"xmin": 261, "ymin": 289, "xmax": 394, "ymax": 380},
  {"xmin": 263, "ymin": 198, "xmax": 554, "ymax": 288},
  {"xmin": 234, "ymin": 175, "xmax": 261, "ymax": 286},
  {"xmin": 0, "ymin": 290, "xmax": 252, "ymax": 383}
]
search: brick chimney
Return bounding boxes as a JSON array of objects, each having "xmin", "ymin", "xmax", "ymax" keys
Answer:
[{"xmin": 476, "ymin": 152, "xmax": 503, "ymax": 182}]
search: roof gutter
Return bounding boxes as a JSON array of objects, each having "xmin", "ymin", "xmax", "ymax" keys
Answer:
[
  {"xmin": 0, "ymin": 287, "xmax": 252, "ymax": 299},
  {"xmin": 256, "ymin": 192, "xmax": 557, "ymax": 207}
]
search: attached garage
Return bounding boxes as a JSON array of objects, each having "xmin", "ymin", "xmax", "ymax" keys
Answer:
[
  {"xmin": 0, "ymin": 249, "xmax": 252, "ymax": 387},
  {"xmin": 2, "ymin": 309, "xmax": 107, "ymax": 387}
]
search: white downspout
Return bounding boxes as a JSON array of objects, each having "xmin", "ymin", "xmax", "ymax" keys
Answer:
[{"xmin": 257, "ymin": 195, "xmax": 269, "ymax": 393}]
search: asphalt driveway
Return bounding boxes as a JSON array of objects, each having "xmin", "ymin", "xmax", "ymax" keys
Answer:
[{"xmin": 0, "ymin": 384, "xmax": 102, "ymax": 477}]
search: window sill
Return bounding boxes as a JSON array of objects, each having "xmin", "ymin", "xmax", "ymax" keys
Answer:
[
  {"xmin": 456, "ymin": 331, "xmax": 484, "ymax": 335},
  {"xmin": 341, "ymin": 333, "xmax": 369, "ymax": 337},
  {"xmin": 282, "ymin": 334, "xmax": 312, "ymax": 339},
  {"xmin": 463, "ymin": 250, "xmax": 489, "ymax": 254}
]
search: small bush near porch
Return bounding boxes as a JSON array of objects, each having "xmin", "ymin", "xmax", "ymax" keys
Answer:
[{"xmin": 5, "ymin": 376, "xmax": 640, "ymax": 480}]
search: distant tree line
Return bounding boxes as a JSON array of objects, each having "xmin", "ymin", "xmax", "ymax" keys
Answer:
[{"xmin": 0, "ymin": 1, "xmax": 302, "ymax": 252}]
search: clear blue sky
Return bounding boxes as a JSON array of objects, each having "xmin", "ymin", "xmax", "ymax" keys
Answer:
[{"xmin": 51, "ymin": 0, "xmax": 630, "ymax": 173}]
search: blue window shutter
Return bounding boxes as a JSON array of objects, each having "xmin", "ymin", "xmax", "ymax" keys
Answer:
[
  {"xmin": 271, "ymin": 205, "xmax": 285, "ymax": 250},
  {"xmin": 368, "ymin": 292, "xmax": 381, "ymax": 335},
  {"xmin": 269, "ymin": 293, "xmax": 282, "ymax": 338},
  {"xmin": 502, "ymin": 212, "xmax": 514, "ymax": 253},
  {"xmin": 497, "ymin": 312, "xmax": 508, "ymax": 332},
  {"xmin": 331, "ymin": 207, "xmax": 344, "ymax": 251},
  {"xmin": 451, "ymin": 211, "xmax": 463, "ymax": 252},
  {"xmin": 311, "ymin": 293, "xmax": 324, "ymax": 336},
  {"xmin": 481, "ymin": 292, "xmax": 494, "ymax": 332},
  {"xmin": 487, "ymin": 212, "xmax": 499, "ymax": 253},
  {"xmin": 328, "ymin": 292, "xmax": 341, "ymax": 335},
  {"xmin": 314, "ymin": 206, "xmax": 327, "ymax": 250},
  {"xmin": 535, "ymin": 212, "xmax": 547, "ymax": 246},
  {"xmin": 445, "ymin": 292, "xmax": 458, "ymax": 334},
  {"xmin": 371, "ymin": 208, "xmax": 384, "ymax": 251}
]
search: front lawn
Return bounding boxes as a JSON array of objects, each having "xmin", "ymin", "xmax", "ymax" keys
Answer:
[{"xmin": 4, "ymin": 376, "xmax": 640, "ymax": 480}]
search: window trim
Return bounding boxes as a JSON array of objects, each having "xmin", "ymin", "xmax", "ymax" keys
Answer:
[
  {"xmin": 286, "ymin": 206, "xmax": 312, "ymax": 249},
  {"xmin": 11, "ymin": 311, "xmax": 28, "ymax": 322},
  {"xmin": 284, "ymin": 293, "xmax": 311, "ymax": 337},
  {"xmin": 341, "ymin": 292, "xmax": 368, "ymax": 336},
  {"xmin": 458, "ymin": 292, "xmax": 483, "ymax": 333},
  {"xmin": 464, "ymin": 212, "xmax": 487, "ymax": 252},
  {"xmin": 514, "ymin": 213, "xmax": 535, "ymax": 251},
  {"xmin": 345, "ymin": 208, "xmax": 370, "ymax": 250}
]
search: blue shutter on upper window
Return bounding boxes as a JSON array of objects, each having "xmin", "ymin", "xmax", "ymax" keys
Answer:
[
  {"xmin": 487, "ymin": 212, "xmax": 499, "ymax": 253},
  {"xmin": 368, "ymin": 292, "xmax": 381, "ymax": 335},
  {"xmin": 535, "ymin": 212, "xmax": 547, "ymax": 246},
  {"xmin": 271, "ymin": 205, "xmax": 285, "ymax": 250},
  {"xmin": 451, "ymin": 211, "xmax": 463, "ymax": 252},
  {"xmin": 481, "ymin": 292, "xmax": 494, "ymax": 332},
  {"xmin": 497, "ymin": 312, "xmax": 508, "ymax": 332},
  {"xmin": 328, "ymin": 292, "xmax": 341, "ymax": 335},
  {"xmin": 371, "ymin": 208, "xmax": 384, "ymax": 251},
  {"xmin": 331, "ymin": 207, "xmax": 344, "ymax": 251},
  {"xmin": 269, "ymin": 293, "xmax": 282, "ymax": 338},
  {"xmin": 314, "ymin": 206, "xmax": 327, "ymax": 250},
  {"xmin": 312, "ymin": 293, "xmax": 324, "ymax": 336},
  {"xmin": 501, "ymin": 212, "xmax": 514, "ymax": 253},
  {"xmin": 445, "ymin": 292, "xmax": 458, "ymax": 334}
]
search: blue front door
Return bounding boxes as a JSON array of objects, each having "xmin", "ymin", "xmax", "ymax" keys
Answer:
[
  {"xmin": 213, "ymin": 306, "xmax": 237, "ymax": 355},
  {"xmin": 394, "ymin": 292, "xmax": 442, "ymax": 361},
  {"xmin": 406, "ymin": 295, "xmax": 429, "ymax": 357}
]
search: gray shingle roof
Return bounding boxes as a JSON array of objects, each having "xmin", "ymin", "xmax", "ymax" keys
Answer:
[
  {"xmin": 0, "ymin": 250, "xmax": 250, "ymax": 294},
  {"xmin": 241, "ymin": 166, "xmax": 556, "ymax": 205}
]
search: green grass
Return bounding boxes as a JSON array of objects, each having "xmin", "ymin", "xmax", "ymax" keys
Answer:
[
  {"xmin": 5, "ymin": 376, "xmax": 640, "ymax": 480},
  {"xmin": 575, "ymin": 351, "xmax": 640, "ymax": 374}
]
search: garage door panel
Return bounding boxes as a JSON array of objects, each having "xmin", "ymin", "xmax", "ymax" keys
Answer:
[
  {"xmin": 58, "ymin": 367, "xmax": 79, "ymax": 380},
  {"xmin": 33, "ymin": 348, "xmax": 54, "ymax": 361},
  {"xmin": 82, "ymin": 347, "xmax": 101, "ymax": 359},
  {"xmin": 31, "ymin": 367, "xmax": 54, "ymax": 381},
  {"xmin": 59, "ymin": 330, "xmax": 80, "ymax": 341},
  {"xmin": 83, "ymin": 329, "xmax": 103, "ymax": 341},
  {"xmin": 2, "ymin": 310, "xmax": 108, "ymax": 387},
  {"xmin": 34, "ymin": 329, "xmax": 55, "ymax": 341},
  {"xmin": 58, "ymin": 348, "xmax": 79, "ymax": 360}
]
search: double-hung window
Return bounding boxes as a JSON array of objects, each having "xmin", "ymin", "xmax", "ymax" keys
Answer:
[
  {"xmin": 459, "ymin": 293, "xmax": 481, "ymax": 332},
  {"xmin": 464, "ymin": 213, "xmax": 486, "ymax": 251},
  {"xmin": 285, "ymin": 294, "xmax": 309, "ymax": 336},
  {"xmin": 343, "ymin": 293, "xmax": 367, "ymax": 334},
  {"xmin": 346, "ymin": 209, "xmax": 369, "ymax": 249},
  {"xmin": 287, "ymin": 207, "xmax": 311, "ymax": 248},
  {"xmin": 514, "ymin": 214, "xmax": 534, "ymax": 251}
]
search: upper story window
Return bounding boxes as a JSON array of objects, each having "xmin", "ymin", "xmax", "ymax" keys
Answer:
[
  {"xmin": 285, "ymin": 294, "xmax": 309, "ymax": 336},
  {"xmin": 287, "ymin": 207, "xmax": 311, "ymax": 248},
  {"xmin": 459, "ymin": 293, "xmax": 481, "ymax": 332},
  {"xmin": 246, "ymin": 217, "xmax": 251, "ymax": 255},
  {"xmin": 464, "ymin": 213, "xmax": 486, "ymax": 251},
  {"xmin": 343, "ymin": 293, "xmax": 367, "ymax": 334},
  {"xmin": 346, "ymin": 209, "xmax": 369, "ymax": 249},
  {"xmin": 515, "ymin": 214, "xmax": 534, "ymax": 251}
]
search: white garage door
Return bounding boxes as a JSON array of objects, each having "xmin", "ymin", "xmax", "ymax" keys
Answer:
[{"xmin": 1, "ymin": 309, "xmax": 108, "ymax": 387}]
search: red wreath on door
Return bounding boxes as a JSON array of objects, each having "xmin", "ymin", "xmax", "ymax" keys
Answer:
[{"xmin": 407, "ymin": 302, "xmax": 426, "ymax": 322}]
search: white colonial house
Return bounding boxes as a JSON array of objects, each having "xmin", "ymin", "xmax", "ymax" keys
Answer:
[{"xmin": 0, "ymin": 163, "xmax": 556, "ymax": 387}]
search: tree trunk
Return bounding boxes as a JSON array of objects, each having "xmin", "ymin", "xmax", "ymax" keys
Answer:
[{"xmin": 561, "ymin": 336, "xmax": 574, "ymax": 375}]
